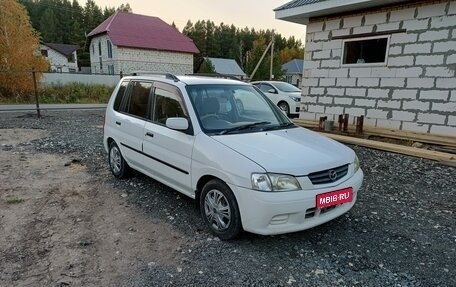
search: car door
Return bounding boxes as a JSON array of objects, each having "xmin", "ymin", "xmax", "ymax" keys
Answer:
[
  {"xmin": 142, "ymin": 82, "xmax": 194, "ymax": 196},
  {"xmin": 258, "ymin": 83, "xmax": 278, "ymax": 105},
  {"xmin": 114, "ymin": 80, "xmax": 153, "ymax": 169}
]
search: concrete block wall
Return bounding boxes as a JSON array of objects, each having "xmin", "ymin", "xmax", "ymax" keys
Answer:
[
  {"xmin": 90, "ymin": 35, "xmax": 194, "ymax": 75},
  {"xmin": 301, "ymin": 1, "xmax": 456, "ymax": 137}
]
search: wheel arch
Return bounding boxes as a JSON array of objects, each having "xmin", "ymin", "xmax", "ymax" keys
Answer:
[{"xmin": 195, "ymin": 175, "xmax": 222, "ymax": 208}]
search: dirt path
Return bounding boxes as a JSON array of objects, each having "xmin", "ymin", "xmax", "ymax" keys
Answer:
[{"xmin": 0, "ymin": 129, "xmax": 183, "ymax": 286}]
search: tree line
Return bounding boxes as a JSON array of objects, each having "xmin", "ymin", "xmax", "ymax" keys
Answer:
[
  {"xmin": 182, "ymin": 20, "xmax": 304, "ymax": 80},
  {"xmin": 20, "ymin": 0, "xmax": 131, "ymax": 67},
  {"xmin": 19, "ymin": 0, "xmax": 304, "ymax": 80}
]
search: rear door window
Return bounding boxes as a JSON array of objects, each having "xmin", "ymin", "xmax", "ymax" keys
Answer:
[
  {"xmin": 126, "ymin": 81, "xmax": 153, "ymax": 119},
  {"xmin": 113, "ymin": 81, "xmax": 128, "ymax": 112}
]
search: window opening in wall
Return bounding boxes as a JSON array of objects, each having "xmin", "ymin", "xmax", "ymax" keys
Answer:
[
  {"xmin": 41, "ymin": 49, "xmax": 48, "ymax": 57},
  {"xmin": 98, "ymin": 42, "xmax": 102, "ymax": 56},
  {"xmin": 342, "ymin": 35, "xmax": 389, "ymax": 66},
  {"xmin": 67, "ymin": 53, "xmax": 75, "ymax": 63},
  {"xmin": 99, "ymin": 57, "xmax": 103, "ymax": 72},
  {"xmin": 108, "ymin": 64, "xmax": 114, "ymax": 75},
  {"xmin": 107, "ymin": 40, "xmax": 112, "ymax": 58}
]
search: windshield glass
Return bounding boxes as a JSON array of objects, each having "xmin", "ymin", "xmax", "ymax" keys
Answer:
[
  {"xmin": 273, "ymin": 82, "xmax": 301, "ymax": 93},
  {"xmin": 186, "ymin": 84, "xmax": 295, "ymax": 135}
]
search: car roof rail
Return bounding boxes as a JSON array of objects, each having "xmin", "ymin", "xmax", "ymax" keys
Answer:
[
  {"xmin": 129, "ymin": 71, "xmax": 180, "ymax": 82},
  {"xmin": 187, "ymin": 73, "xmax": 245, "ymax": 82}
]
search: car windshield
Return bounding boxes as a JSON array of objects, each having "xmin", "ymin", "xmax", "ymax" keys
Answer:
[
  {"xmin": 186, "ymin": 84, "xmax": 295, "ymax": 135},
  {"xmin": 273, "ymin": 82, "xmax": 301, "ymax": 93}
]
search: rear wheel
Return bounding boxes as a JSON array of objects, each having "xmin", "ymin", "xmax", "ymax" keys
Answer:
[
  {"xmin": 200, "ymin": 179, "xmax": 242, "ymax": 240},
  {"xmin": 108, "ymin": 141, "xmax": 130, "ymax": 178}
]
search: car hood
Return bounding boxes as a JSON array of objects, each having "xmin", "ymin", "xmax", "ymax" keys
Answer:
[{"xmin": 212, "ymin": 127, "xmax": 354, "ymax": 175}]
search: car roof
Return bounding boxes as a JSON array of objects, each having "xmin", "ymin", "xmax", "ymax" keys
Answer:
[
  {"xmin": 120, "ymin": 74, "xmax": 249, "ymax": 86},
  {"xmin": 251, "ymin": 81, "xmax": 288, "ymax": 84}
]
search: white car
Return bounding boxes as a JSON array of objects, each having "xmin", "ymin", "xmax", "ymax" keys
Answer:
[
  {"xmin": 104, "ymin": 74, "xmax": 363, "ymax": 240},
  {"xmin": 251, "ymin": 81, "xmax": 302, "ymax": 116}
]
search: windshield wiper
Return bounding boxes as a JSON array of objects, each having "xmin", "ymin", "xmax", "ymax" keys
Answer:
[
  {"xmin": 218, "ymin": 121, "xmax": 271, "ymax": 135},
  {"xmin": 262, "ymin": 122, "xmax": 295, "ymax": 131}
]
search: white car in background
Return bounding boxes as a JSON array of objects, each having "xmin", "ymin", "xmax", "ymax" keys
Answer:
[
  {"xmin": 104, "ymin": 74, "xmax": 363, "ymax": 240},
  {"xmin": 251, "ymin": 81, "xmax": 302, "ymax": 117}
]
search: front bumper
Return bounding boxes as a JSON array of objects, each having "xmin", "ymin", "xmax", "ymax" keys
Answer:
[{"xmin": 229, "ymin": 169, "xmax": 364, "ymax": 235}]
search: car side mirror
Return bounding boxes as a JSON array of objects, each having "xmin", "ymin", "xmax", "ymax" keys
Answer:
[
  {"xmin": 166, "ymin": 117, "xmax": 189, "ymax": 131},
  {"xmin": 268, "ymin": 88, "xmax": 277, "ymax": 94}
]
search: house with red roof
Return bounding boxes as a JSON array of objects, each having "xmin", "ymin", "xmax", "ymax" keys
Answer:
[
  {"xmin": 87, "ymin": 12, "xmax": 200, "ymax": 75},
  {"xmin": 40, "ymin": 43, "xmax": 79, "ymax": 73}
]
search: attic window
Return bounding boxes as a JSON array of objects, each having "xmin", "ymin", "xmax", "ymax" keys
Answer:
[
  {"xmin": 342, "ymin": 35, "xmax": 390, "ymax": 66},
  {"xmin": 41, "ymin": 49, "xmax": 48, "ymax": 57}
]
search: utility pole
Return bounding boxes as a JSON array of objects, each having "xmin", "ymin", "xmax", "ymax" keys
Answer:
[
  {"xmin": 270, "ymin": 30, "xmax": 275, "ymax": 80},
  {"xmin": 249, "ymin": 40, "xmax": 273, "ymax": 81}
]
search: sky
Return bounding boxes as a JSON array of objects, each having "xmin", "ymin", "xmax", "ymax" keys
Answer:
[{"xmin": 93, "ymin": 0, "xmax": 307, "ymax": 41}]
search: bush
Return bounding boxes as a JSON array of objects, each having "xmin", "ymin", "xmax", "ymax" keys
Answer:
[{"xmin": 0, "ymin": 83, "xmax": 115, "ymax": 104}]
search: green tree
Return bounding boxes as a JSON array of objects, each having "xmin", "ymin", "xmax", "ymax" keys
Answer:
[
  {"xmin": 199, "ymin": 58, "xmax": 216, "ymax": 74},
  {"xmin": 39, "ymin": 8, "xmax": 59, "ymax": 42}
]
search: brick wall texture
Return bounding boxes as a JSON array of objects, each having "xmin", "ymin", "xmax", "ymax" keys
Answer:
[
  {"xmin": 301, "ymin": 0, "xmax": 456, "ymax": 137},
  {"xmin": 90, "ymin": 35, "xmax": 194, "ymax": 76}
]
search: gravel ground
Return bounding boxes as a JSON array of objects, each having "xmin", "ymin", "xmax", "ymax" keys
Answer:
[{"xmin": 1, "ymin": 110, "xmax": 455, "ymax": 287}]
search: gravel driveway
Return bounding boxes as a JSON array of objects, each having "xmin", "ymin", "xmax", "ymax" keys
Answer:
[{"xmin": 1, "ymin": 110, "xmax": 454, "ymax": 287}]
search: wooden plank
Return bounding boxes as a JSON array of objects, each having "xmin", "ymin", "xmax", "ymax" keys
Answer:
[
  {"xmin": 293, "ymin": 119, "xmax": 456, "ymax": 147},
  {"xmin": 320, "ymin": 132, "xmax": 456, "ymax": 167}
]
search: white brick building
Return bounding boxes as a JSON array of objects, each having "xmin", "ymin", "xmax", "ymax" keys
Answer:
[
  {"xmin": 40, "ymin": 43, "xmax": 79, "ymax": 73},
  {"xmin": 275, "ymin": 0, "xmax": 456, "ymax": 137},
  {"xmin": 87, "ymin": 12, "xmax": 199, "ymax": 75}
]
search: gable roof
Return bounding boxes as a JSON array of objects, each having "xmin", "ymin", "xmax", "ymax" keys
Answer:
[
  {"xmin": 206, "ymin": 57, "xmax": 246, "ymax": 76},
  {"xmin": 282, "ymin": 59, "xmax": 304, "ymax": 74},
  {"xmin": 275, "ymin": 0, "xmax": 410, "ymax": 24},
  {"xmin": 87, "ymin": 12, "xmax": 199, "ymax": 54},
  {"xmin": 42, "ymin": 43, "xmax": 79, "ymax": 56}
]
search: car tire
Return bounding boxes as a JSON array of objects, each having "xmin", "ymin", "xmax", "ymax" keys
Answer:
[
  {"xmin": 108, "ymin": 141, "xmax": 130, "ymax": 179},
  {"xmin": 278, "ymin": 101, "xmax": 290, "ymax": 115},
  {"xmin": 200, "ymin": 179, "xmax": 242, "ymax": 240}
]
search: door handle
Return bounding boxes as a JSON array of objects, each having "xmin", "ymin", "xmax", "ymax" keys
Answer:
[
  {"xmin": 115, "ymin": 121, "xmax": 121, "ymax": 126},
  {"xmin": 146, "ymin": 132, "xmax": 154, "ymax": 138}
]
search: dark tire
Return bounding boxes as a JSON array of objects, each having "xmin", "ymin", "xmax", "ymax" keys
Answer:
[
  {"xmin": 278, "ymin": 101, "xmax": 290, "ymax": 116},
  {"xmin": 200, "ymin": 179, "xmax": 242, "ymax": 240},
  {"xmin": 108, "ymin": 141, "xmax": 130, "ymax": 179}
]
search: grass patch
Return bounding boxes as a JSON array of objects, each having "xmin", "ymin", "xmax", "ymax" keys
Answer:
[
  {"xmin": 0, "ymin": 83, "xmax": 115, "ymax": 104},
  {"xmin": 5, "ymin": 197, "xmax": 25, "ymax": 204}
]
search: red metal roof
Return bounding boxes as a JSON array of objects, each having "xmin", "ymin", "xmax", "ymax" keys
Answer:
[{"xmin": 87, "ymin": 12, "xmax": 199, "ymax": 54}]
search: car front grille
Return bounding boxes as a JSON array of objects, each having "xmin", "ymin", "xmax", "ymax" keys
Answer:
[{"xmin": 308, "ymin": 164, "xmax": 349, "ymax": 185}]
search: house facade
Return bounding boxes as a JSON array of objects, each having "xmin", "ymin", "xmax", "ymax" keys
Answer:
[
  {"xmin": 282, "ymin": 59, "xmax": 304, "ymax": 87},
  {"xmin": 40, "ymin": 43, "xmax": 79, "ymax": 73},
  {"xmin": 87, "ymin": 12, "xmax": 199, "ymax": 75},
  {"xmin": 276, "ymin": 0, "xmax": 456, "ymax": 137}
]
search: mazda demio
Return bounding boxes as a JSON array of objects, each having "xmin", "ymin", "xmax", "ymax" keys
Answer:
[{"xmin": 104, "ymin": 74, "xmax": 364, "ymax": 240}]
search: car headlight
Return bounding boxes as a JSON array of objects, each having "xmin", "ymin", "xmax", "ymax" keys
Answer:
[
  {"xmin": 354, "ymin": 155, "xmax": 360, "ymax": 172},
  {"xmin": 290, "ymin": 96, "xmax": 301, "ymax": 102},
  {"xmin": 251, "ymin": 173, "xmax": 301, "ymax": 192}
]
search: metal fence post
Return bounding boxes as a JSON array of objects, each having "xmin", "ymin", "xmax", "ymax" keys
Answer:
[{"xmin": 32, "ymin": 68, "xmax": 41, "ymax": 118}]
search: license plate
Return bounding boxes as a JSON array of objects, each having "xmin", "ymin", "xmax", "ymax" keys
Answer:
[{"xmin": 316, "ymin": 187, "xmax": 353, "ymax": 209}]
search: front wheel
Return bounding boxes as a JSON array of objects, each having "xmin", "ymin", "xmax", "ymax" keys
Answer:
[
  {"xmin": 278, "ymin": 102, "xmax": 290, "ymax": 115},
  {"xmin": 200, "ymin": 179, "xmax": 242, "ymax": 240},
  {"xmin": 108, "ymin": 141, "xmax": 130, "ymax": 178}
]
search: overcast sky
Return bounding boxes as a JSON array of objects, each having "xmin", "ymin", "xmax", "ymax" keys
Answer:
[{"xmin": 93, "ymin": 0, "xmax": 306, "ymax": 41}]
